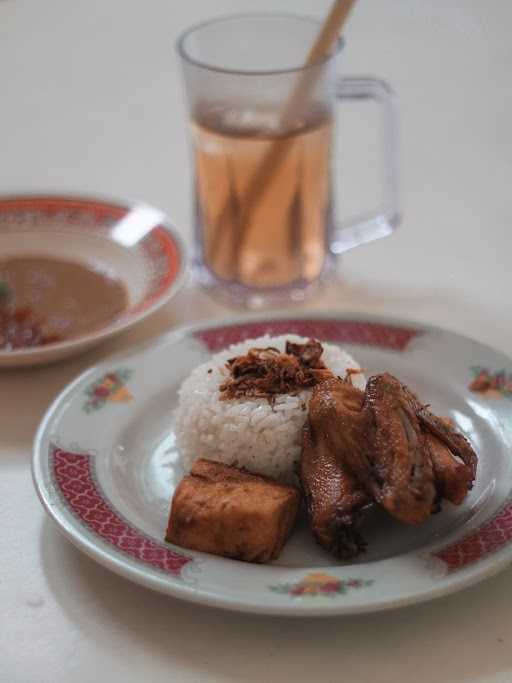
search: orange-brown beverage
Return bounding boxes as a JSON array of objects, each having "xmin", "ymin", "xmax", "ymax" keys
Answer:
[
  {"xmin": 192, "ymin": 109, "xmax": 333, "ymax": 289},
  {"xmin": 178, "ymin": 15, "xmax": 399, "ymax": 306}
]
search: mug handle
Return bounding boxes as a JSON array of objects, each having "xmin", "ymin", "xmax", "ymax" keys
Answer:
[{"xmin": 330, "ymin": 77, "xmax": 400, "ymax": 255}]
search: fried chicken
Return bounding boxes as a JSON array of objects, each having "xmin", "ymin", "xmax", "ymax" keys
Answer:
[
  {"xmin": 300, "ymin": 371, "xmax": 478, "ymax": 558},
  {"xmin": 362, "ymin": 373, "xmax": 437, "ymax": 524},
  {"xmin": 417, "ymin": 409, "xmax": 477, "ymax": 505},
  {"xmin": 423, "ymin": 432, "xmax": 474, "ymax": 505},
  {"xmin": 303, "ymin": 374, "xmax": 437, "ymax": 527},
  {"xmin": 386, "ymin": 376, "xmax": 478, "ymax": 504},
  {"xmin": 300, "ymin": 418, "xmax": 373, "ymax": 559}
]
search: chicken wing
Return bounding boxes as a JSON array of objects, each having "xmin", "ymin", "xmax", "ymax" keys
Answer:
[
  {"xmin": 361, "ymin": 373, "xmax": 437, "ymax": 524},
  {"xmin": 417, "ymin": 409, "xmax": 477, "ymax": 504},
  {"xmin": 390, "ymin": 379, "xmax": 478, "ymax": 503},
  {"xmin": 300, "ymin": 419, "xmax": 373, "ymax": 559},
  {"xmin": 301, "ymin": 369, "xmax": 478, "ymax": 561},
  {"xmin": 423, "ymin": 432, "xmax": 474, "ymax": 505},
  {"xmin": 305, "ymin": 375, "xmax": 435, "ymax": 525}
]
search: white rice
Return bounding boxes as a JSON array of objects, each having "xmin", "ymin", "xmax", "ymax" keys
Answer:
[{"xmin": 174, "ymin": 334, "xmax": 365, "ymax": 482}]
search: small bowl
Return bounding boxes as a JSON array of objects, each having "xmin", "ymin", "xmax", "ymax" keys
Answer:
[{"xmin": 0, "ymin": 194, "xmax": 187, "ymax": 368}]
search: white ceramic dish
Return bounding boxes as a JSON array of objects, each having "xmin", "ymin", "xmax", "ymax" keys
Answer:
[
  {"xmin": 33, "ymin": 313, "xmax": 512, "ymax": 616},
  {"xmin": 0, "ymin": 194, "xmax": 186, "ymax": 367}
]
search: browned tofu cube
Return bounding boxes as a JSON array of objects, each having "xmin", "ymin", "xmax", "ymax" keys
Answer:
[{"xmin": 166, "ymin": 458, "xmax": 300, "ymax": 563}]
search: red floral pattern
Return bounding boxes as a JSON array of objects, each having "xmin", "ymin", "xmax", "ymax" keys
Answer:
[
  {"xmin": 51, "ymin": 446, "xmax": 191, "ymax": 577},
  {"xmin": 195, "ymin": 320, "xmax": 419, "ymax": 352},
  {"xmin": 433, "ymin": 499, "xmax": 512, "ymax": 572},
  {"xmin": 83, "ymin": 368, "xmax": 133, "ymax": 412},
  {"xmin": 269, "ymin": 573, "xmax": 373, "ymax": 597},
  {"xmin": 469, "ymin": 366, "xmax": 512, "ymax": 399}
]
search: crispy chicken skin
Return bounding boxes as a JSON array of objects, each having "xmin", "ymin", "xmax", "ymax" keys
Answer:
[
  {"xmin": 300, "ymin": 419, "xmax": 372, "ymax": 559},
  {"xmin": 423, "ymin": 432, "xmax": 475, "ymax": 505},
  {"xmin": 393, "ymin": 378, "xmax": 477, "ymax": 504},
  {"xmin": 166, "ymin": 459, "xmax": 299, "ymax": 563},
  {"xmin": 303, "ymin": 372, "xmax": 477, "ymax": 538},
  {"xmin": 417, "ymin": 407, "xmax": 478, "ymax": 491},
  {"xmin": 308, "ymin": 377, "xmax": 368, "ymax": 461},
  {"xmin": 304, "ymin": 374, "xmax": 436, "ymax": 526},
  {"xmin": 362, "ymin": 373, "xmax": 437, "ymax": 524}
]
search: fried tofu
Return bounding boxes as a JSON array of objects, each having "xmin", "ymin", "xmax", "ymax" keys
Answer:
[{"xmin": 166, "ymin": 458, "xmax": 300, "ymax": 563}]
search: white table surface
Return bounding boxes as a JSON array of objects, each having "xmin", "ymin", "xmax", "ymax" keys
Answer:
[{"xmin": 2, "ymin": 1, "xmax": 512, "ymax": 681}]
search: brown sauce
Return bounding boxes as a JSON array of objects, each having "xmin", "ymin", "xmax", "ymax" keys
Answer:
[{"xmin": 0, "ymin": 257, "xmax": 128, "ymax": 350}]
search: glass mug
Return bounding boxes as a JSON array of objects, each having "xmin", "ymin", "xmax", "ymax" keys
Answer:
[{"xmin": 177, "ymin": 14, "xmax": 399, "ymax": 307}]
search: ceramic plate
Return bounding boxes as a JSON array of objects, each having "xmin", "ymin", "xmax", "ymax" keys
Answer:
[
  {"xmin": 33, "ymin": 313, "xmax": 512, "ymax": 616},
  {"xmin": 0, "ymin": 194, "xmax": 186, "ymax": 367}
]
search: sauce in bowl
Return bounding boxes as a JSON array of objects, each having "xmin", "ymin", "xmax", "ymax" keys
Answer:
[{"xmin": 0, "ymin": 257, "xmax": 128, "ymax": 350}]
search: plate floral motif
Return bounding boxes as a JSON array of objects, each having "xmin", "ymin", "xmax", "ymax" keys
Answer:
[
  {"xmin": 469, "ymin": 366, "xmax": 512, "ymax": 399},
  {"xmin": 269, "ymin": 573, "xmax": 374, "ymax": 598},
  {"xmin": 83, "ymin": 368, "xmax": 133, "ymax": 412}
]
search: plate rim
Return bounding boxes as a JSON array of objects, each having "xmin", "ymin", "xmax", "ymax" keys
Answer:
[{"xmin": 32, "ymin": 310, "xmax": 512, "ymax": 616}]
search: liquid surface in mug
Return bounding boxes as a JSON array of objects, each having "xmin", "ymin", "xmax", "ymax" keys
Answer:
[{"xmin": 192, "ymin": 106, "xmax": 333, "ymax": 288}]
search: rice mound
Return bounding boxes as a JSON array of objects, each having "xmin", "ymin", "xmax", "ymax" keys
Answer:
[{"xmin": 174, "ymin": 334, "xmax": 365, "ymax": 482}]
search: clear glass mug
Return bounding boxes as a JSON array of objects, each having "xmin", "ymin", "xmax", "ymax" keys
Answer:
[{"xmin": 177, "ymin": 14, "xmax": 399, "ymax": 307}]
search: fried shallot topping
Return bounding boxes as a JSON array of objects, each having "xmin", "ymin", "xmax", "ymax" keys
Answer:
[{"xmin": 219, "ymin": 339, "xmax": 333, "ymax": 401}]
